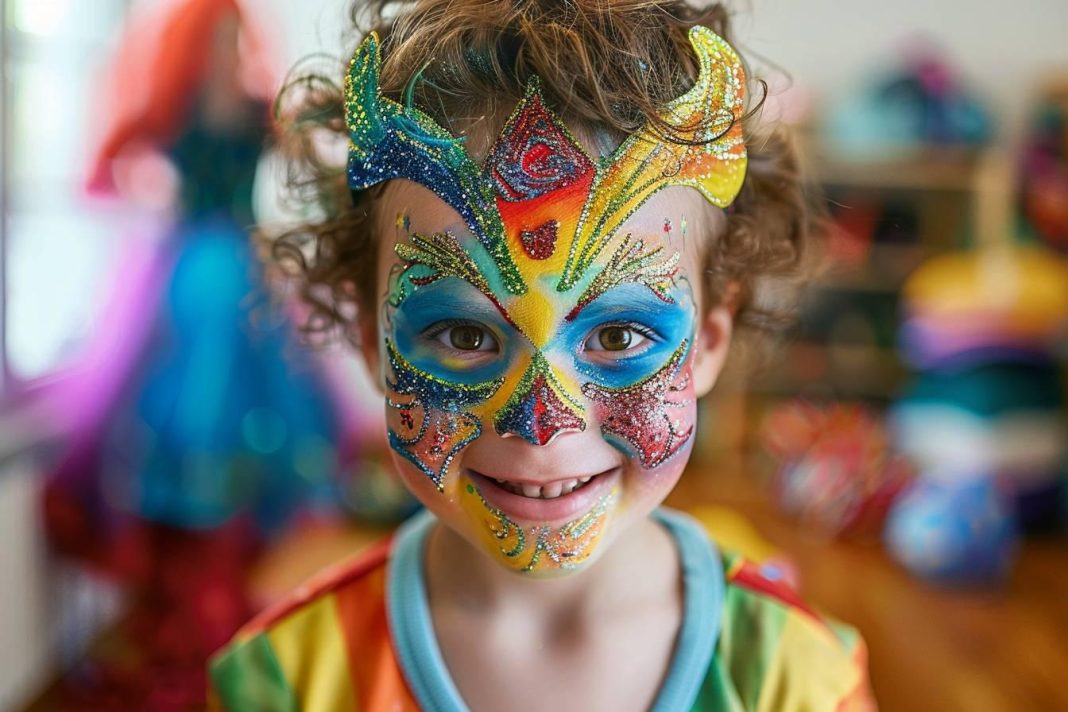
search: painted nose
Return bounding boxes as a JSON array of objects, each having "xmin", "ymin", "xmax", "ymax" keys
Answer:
[{"xmin": 494, "ymin": 355, "xmax": 585, "ymax": 445}]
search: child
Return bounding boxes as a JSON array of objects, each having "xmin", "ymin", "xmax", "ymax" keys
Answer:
[{"xmin": 210, "ymin": 0, "xmax": 874, "ymax": 709}]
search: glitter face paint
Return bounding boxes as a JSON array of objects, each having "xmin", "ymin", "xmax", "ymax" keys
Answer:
[
  {"xmin": 460, "ymin": 479, "xmax": 618, "ymax": 573},
  {"xmin": 346, "ymin": 26, "xmax": 747, "ymax": 574},
  {"xmin": 583, "ymin": 341, "xmax": 696, "ymax": 469}
]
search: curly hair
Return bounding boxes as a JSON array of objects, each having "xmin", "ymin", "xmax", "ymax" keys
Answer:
[{"xmin": 265, "ymin": 0, "xmax": 818, "ymax": 346}]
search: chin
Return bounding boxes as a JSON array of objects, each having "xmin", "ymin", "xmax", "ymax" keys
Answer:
[{"xmin": 450, "ymin": 468, "xmax": 620, "ymax": 575}]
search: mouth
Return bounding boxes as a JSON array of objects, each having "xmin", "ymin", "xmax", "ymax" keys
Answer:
[
  {"xmin": 488, "ymin": 475, "xmax": 596, "ymax": 500},
  {"xmin": 466, "ymin": 467, "xmax": 618, "ymax": 524}
]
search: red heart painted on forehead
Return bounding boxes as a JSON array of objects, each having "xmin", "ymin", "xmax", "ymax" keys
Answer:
[{"xmin": 520, "ymin": 220, "xmax": 558, "ymax": 260}]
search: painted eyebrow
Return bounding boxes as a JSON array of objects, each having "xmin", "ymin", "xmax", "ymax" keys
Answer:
[
  {"xmin": 397, "ymin": 278, "xmax": 505, "ymax": 319},
  {"xmin": 394, "ymin": 235, "xmax": 525, "ymax": 332},
  {"xmin": 565, "ymin": 235, "xmax": 680, "ymax": 322},
  {"xmin": 567, "ymin": 285, "xmax": 689, "ymax": 331},
  {"xmin": 395, "ymin": 231, "xmax": 494, "ymax": 296}
]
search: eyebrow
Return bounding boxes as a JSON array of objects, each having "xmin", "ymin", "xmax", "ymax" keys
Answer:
[
  {"xmin": 394, "ymin": 237, "xmax": 523, "ymax": 332},
  {"xmin": 395, "ymin": 231, "xmax": 493, "ymax": 296},
  {"xmin": 565, "ymin": 235, "xmax": 679, "ymax": 322},
  {"xmin": 568, "ymin": 282, "xmax": 686, "ymax": 323}
]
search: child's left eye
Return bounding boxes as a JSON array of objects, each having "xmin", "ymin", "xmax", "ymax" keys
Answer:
[{"xmin": 584, "ymin": 324, "xmax": 654, "ymax": 354}]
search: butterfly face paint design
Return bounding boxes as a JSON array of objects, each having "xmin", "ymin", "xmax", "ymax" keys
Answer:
[{"xmin": 347, "ymin": 26, "xmax": 746, "ymax": 573}]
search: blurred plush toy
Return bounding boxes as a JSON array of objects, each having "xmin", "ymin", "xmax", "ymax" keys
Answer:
[
  {"xmin": 825, "ymin": 40, "xmax": 992, "ymax": 160},
  {"xmin": 1019, "ymin": 80, "xmax": 1068, "ymax": 251},
  {"xmin": 885, "ymin": 477, "xmax": 1017, "ymax": 584},
  {"xmin": 894, "ymin": 247, "xmax": 1068, "ymax": 538},
  {"xmin": 763, "ymin": 401, "xmax": 912, "ymax": 539}
]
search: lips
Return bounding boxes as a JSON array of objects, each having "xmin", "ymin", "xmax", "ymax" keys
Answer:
[{"xmin": 466, "ymin": 467, "xmax": 618, "ymax": 524}]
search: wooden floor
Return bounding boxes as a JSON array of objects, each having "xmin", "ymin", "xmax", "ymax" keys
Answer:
[
  {"xmin": 24, "ymin": 462, "xmax": 1068, "ymax": 711},
  {"xmin": 667, "ymin": 465, "xmax": 1068, "ymax": 712}
]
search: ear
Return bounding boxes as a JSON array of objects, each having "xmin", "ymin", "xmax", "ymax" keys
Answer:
[{"xmin": 691, "ymin": 303, "xmax": 733, "ymax": 398}]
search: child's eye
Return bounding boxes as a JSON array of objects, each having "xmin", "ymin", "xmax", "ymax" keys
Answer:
[
  {"xmin": 426, "ymin": 321, "xmax": 499, "ymax": 353},
  {"xmin": 584, "ymin": 324, "xmax": 654, "ymax": 354}
]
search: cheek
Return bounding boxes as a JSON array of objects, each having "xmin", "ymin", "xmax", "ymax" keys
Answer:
[
  {"xmin": 385, "ymin": 401, "xmax": 481, "ymax": 491},
  {"xmin": 382, "ymin": 343, "xmax": 502, "ymax": 492},
  {"xmin": 583, "ymin": 343, "xmax": 696, "ymax": 470}
]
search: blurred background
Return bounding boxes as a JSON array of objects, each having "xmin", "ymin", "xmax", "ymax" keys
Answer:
[{"xmin": 1, "ymin": 0, "xmax": 1066, "ymax": 709}]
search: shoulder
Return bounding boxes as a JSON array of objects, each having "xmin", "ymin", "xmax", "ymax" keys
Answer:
[
  {"xmin": 208, "ymin": 537, "xmax": 396, "ymax": 711},
  {"xmin": 705, "ymin": 550, "xmax": 875, "ymax": 711}
]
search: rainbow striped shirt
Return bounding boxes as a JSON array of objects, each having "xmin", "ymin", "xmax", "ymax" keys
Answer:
[{"xmin": 210, "ymin": 510, "xmax": 873, "ymax": 711}]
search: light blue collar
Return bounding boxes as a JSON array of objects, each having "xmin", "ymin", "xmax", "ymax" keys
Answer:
[{"xmin": 386, "ymin": 507, "xmax": 724, "ymax": 712}]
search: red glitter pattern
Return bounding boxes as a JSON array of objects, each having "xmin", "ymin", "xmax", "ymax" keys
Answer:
[
  {"xmin": 519, "ymin": 220, "xmax": 559, "ymax": 260},
  {"xmin": 582, "ymin": 342, "xmax": 695, "ymax": 468}
]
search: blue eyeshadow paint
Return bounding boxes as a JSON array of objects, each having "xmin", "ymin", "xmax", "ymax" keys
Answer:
[
  {"xmin": 564, "ymin": 282, "xmax": 694, "ymax": 389},
  {"xmin": 391, "ymin": 277, "xmax": 516, "ymax": 385}
]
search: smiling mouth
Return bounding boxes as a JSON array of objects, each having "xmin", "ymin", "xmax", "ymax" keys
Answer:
[
  {"xmin": 489, "ymin": 475, "xmax": 594, "ymax": 499},
  {"xmin": 470, "ymin": 468, "xmax": 613, "ymax": 501}
]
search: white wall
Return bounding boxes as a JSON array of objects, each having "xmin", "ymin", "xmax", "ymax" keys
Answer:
[
  {"xmin": 0, "ymin": 454, "xmax": 122, "ymax": 710},
  {"xmin": 257, "ymin": 0, "xmax": 1068, "ymax": 139},
  {"xmin": 741, "ymin": 0, "xmax": 1068, "ymax": 138},
  {"xmin": 0, "ymin": 458, "xmax": 53, "ymax": 711}
]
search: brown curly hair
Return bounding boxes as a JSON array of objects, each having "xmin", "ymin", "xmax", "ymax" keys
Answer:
[{"xmin": 266, "ymin": 0, "xmax": 818, "ymax": 346}]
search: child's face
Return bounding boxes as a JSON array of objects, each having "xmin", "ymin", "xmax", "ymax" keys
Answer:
[{"xmin": 366, "ymin": 179, "xmax": 731, "ymax": 577}]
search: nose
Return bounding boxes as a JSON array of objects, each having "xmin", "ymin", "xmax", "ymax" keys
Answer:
[{"xmin": 493, "ymin": 354, "xmax": 585, "ymax": 445}]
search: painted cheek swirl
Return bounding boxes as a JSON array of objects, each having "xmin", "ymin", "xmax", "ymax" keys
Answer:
[
  {"xmin": 581, "ymin": 341, "xmax": 696, "ymax": 469},
  {"xmin": 385, "ymin": 341, "xmax": 503, "ymax": 490}
]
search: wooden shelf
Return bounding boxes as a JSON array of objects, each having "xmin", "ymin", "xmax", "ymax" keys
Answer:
[
  {"xmin": 813, "ymin": 149, "xmax": 984, "ymax": 193},
  {"xmin": 749, "ymin": 340, "xmax": 907, "ymax": 401}
]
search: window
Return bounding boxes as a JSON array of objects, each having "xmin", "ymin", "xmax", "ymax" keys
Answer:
[{"xmin": 2, "ymin": 0, "xmax": 130, "ymax": 389}]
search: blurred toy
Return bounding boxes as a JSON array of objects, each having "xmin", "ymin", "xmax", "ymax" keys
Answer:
[
  {"xmin": 1019, "ymin": 80, "xmax": 1068, "ymax": 251},
  {"xmin": 894, "ymin": 246, "xmax": 1068, "ymax": 536},
  {"xmin": 885, "ymin": 477, "xmax": 1017, "ymax": 584},
  {"xmin": 826, "ymin": 39, "xmax": 992, "ymax": 160},
  {"xmin": 763, "ymin": 401, "xmax": 913, "ymax": 539},
  {"xmin": 900, "ymin": 245, "xmax": 1068, "ymax": 369}
]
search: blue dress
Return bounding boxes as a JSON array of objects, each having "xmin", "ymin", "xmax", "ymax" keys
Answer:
[{"xmin": 98, "ymin": 100, "xmax": 340, "ymax": 533}]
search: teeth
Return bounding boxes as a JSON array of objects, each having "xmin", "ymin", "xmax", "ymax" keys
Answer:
[
  {"xmin": 542, "ymin": 482, "xmax": 563, "ymax": 498},
  {"xmin": 492, "ymin": 475, "xmax": 597, "ymax": 499}
]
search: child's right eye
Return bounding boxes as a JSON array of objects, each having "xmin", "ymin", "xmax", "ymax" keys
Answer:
[{"xmin": 424, "ymin": 321, "xmax": 499, "ymax": 354}]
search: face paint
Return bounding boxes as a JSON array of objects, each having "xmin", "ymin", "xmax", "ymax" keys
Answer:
[
  {"xmin": 346, "ymin": 25, "xmax": 747, "ymax": 574},
  {"xmin": 460, "ymin": 478, "xmax": 617, "ymax": 574},
  {"xmin": 582, "ymin": 341, "xmax": 696, "ymax": 468},
  {"xmin": 493, "ymin": 351, "xmax": 586, "ymax": 445},
  {"xmin": 385, "ymin": 341, "xmax": 504, "ymax": 490}
]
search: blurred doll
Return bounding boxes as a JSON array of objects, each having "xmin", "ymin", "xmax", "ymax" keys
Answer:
[{"xmin": 42, "ymin": 0, "xmax": 341, "ymax": 704}]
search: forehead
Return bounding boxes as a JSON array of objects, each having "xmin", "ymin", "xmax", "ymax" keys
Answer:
[{"xmin": 372, "ymin": 179, "xmax": 717, "ymax": 283}]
